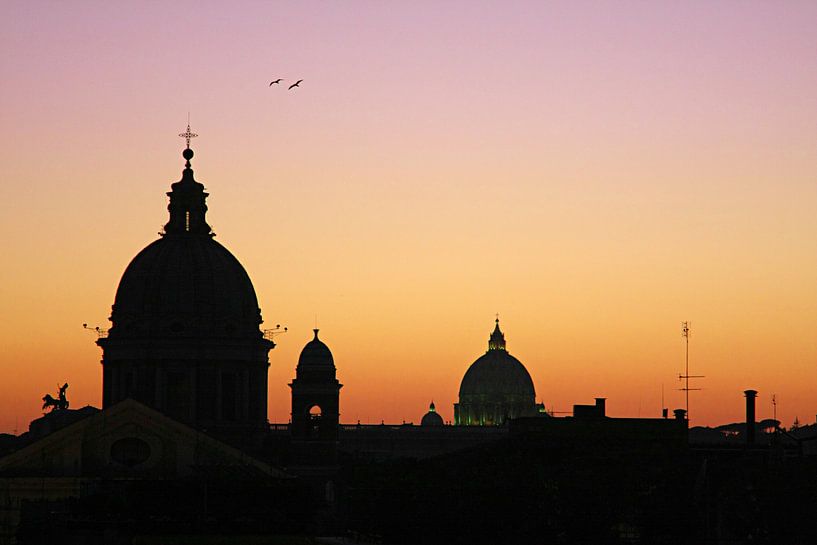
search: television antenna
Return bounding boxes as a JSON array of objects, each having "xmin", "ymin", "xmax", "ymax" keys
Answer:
[{"xmin": 678, "ymin": 321, "xmax": 704, "ymax": 420}]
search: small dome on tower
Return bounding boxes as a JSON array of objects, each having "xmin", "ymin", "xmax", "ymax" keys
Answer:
[
  {"xmin": 298, "ymin": 329, "xmax": 335, "ymax": 367},
  {"xmin": 421, "ymin": 401, "xmax": 444, "ymax": 427},
  {"xmin": 295, "ymin": 329, "xmax": 337, "ymax": 382}
]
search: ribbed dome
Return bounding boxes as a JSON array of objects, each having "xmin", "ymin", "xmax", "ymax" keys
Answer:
[
  {"xmin": 108, "ymin": 235, "xmax": 262, "ymax": 339},
  {"xmin": 106, "ymin": 144, "xmax": 264, "ymax": 341},
  {"xmin": 454, "ymin": 319, "xmax": 540, "ymax": 426},
  {"xmin": 459, "ymin": 349, "xmax": 535, "ymax": 399}
]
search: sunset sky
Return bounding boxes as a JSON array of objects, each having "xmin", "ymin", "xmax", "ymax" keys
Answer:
[{"xmin": 1, "ymin": 1, "xmax": 816, "ymax": 432}]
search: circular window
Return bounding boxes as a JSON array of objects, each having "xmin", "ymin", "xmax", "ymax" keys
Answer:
[{"xmin": 110, "ymin": 437, "xmax": 151, "ymax": 467}]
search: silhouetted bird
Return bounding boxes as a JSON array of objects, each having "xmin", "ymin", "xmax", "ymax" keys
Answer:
[
  {"xmin": 269, "ymin": 79, "xmax": 283, "ymax": 86},
  {"xmin": 288, "ymin": 79, "xmax": 303, "ymax": 90}
]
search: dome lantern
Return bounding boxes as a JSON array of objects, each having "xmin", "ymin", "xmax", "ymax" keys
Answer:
[
  {"xmin": 163, "ymin": 128, "xmax": 212, "ymax": 237},
  {"xmin": 487, "ymin": 317, "xmax": 506, "ymax": 351}
]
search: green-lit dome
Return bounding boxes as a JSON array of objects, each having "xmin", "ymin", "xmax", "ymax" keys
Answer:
[
  {"xmin": 421, "ymin": 401, "xmax": 444, "ymax": 427},
  {"xmin": 454, "ymin": 319, "xmax": 540, "ymax": 426}
]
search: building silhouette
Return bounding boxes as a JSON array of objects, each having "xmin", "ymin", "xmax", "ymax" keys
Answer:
[
  {"xmin": 289, "ymin": 329, "xmax": 342, "ymax": 466},
  {"xmin": 420, "ymin": 401, "xmax": 444, "ymax": 426},
  {"xmin": 454, "ymin": 318, "xmax": 543, "ymax": 425},
  {"xmin": 97, "ymin": 145, "xmax": 273, "ymax": 439},
  {"xmin": 2, "ymin": 135, "xmax": 815, "ymax": 544}
]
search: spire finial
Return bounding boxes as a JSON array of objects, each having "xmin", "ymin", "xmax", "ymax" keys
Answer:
[
  {"xmin": 179, "ymin": 120, "xmax": 198, "ymax": 169},
  {"xmin": 179, "ymin": 122, "xmax": 198, "ymax": 150}
]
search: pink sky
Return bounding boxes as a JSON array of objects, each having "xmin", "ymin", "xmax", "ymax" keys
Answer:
[{"xmin": 1, "ymin": 1, "xmax": 816, "ymax": 432}]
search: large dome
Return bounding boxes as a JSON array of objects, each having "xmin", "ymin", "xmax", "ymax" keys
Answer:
[
  {"xmin": 454, "ymin": 319, "xmax": 541, "ymax": 426},
  {"xmin": 109, "ymin": 235, "xmax": 263, "ymax": 339},
  {"xmin": 107, "ymin": 146, "xmax": 262, "ymax": 341},
  {"xmin": 459, "ymin": 350, "xmax": 535, "ymax": 399}
]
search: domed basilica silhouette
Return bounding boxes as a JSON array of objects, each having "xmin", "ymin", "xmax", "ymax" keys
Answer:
[{"xmin": 98, "ymin": 139, "xmax": 274, "ymax": 439}]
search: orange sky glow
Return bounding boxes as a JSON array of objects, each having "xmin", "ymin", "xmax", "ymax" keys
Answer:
[{"xmin": 1, "ymin": 2, "xmax": 816, "ymax": 432}]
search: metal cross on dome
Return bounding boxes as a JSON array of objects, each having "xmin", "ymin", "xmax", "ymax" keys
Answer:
[{"xmin": 179, "ymin": 123, "xmax": 198, "ymax": 149}]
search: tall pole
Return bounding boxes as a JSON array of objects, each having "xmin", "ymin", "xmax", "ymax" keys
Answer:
[
  {"xmin": 678, "ymin": 321, "xmax": 703, "ymax": 422},
  {"xmin": 683, "ymin": 321, "xmax": 689, "ymax": 418}
]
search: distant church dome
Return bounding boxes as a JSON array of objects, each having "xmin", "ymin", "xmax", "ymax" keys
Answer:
[
  {"xmin": 98, "ymin": 135, "xmax": 273, "ymax": 435},
  {"xmin": 454, "ymin": 319, "xmax": 541, "ymax": 426},
  {"xmin": 421, "ymin": 401, "xmax": 444, "ymax": 427}
]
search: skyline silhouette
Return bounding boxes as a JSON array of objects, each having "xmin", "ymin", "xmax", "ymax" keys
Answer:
[{"xmin": 1, "ymin": 2, "xmax": 816, "ymax": 432}]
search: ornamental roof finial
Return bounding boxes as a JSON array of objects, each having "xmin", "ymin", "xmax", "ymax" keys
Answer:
[{"xmin": 178, "ymin": 116, "xmax": 198, "ymax": 168}]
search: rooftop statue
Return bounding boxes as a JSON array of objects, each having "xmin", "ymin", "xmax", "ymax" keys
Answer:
[{"xmin": 42, "ymin": 382, "xmax": 69, "ymax": 413}]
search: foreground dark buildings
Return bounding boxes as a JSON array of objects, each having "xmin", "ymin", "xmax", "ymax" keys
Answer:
[{"xmin": 1, "ymin": 140, "xmax": 816, "ymax": 544}]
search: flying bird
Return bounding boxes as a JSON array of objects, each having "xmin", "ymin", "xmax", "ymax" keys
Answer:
[
  {"xmin": 288, "ymin": 79, "xmax": 303, "ymax": 90},
  {"xmin": 269, "ymin": 79, "xmax": 283, "ymax": 86}
]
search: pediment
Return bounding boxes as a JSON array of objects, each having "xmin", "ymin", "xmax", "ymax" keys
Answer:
[{"xmin": 0, "ymin": 399, "xmax": 288, "ymax": 480}]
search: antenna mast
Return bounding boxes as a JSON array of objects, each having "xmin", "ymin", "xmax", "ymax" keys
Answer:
[{"xmin": 678, "ymin": 321, "xmax": 704, "ymax": 421}]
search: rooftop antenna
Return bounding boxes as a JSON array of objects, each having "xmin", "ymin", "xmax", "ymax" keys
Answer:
[
  {"xmin": 772, "ymin": 394, "xmax": 778, "ymax": 430},
  {"xmin": 678, "ymin": 321, "xmax": 704, "ymax": 421}
]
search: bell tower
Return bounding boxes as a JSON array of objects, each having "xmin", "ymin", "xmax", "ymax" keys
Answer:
[{"xmin": 289, "ymin": 330, "xmax": 342, "ymax": 465}]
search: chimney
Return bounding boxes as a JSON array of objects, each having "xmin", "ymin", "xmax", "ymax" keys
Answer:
[
  {"xmin": 744, "ymin": 390, "xmax": 758, "ymax": 445},
  {"xmin": 594, "ymin": 398, "xmax": 606, "ymax": 417},
  {"xmin": 673, "ymin": 409, "xmax": 686, "ymax": 421}
]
